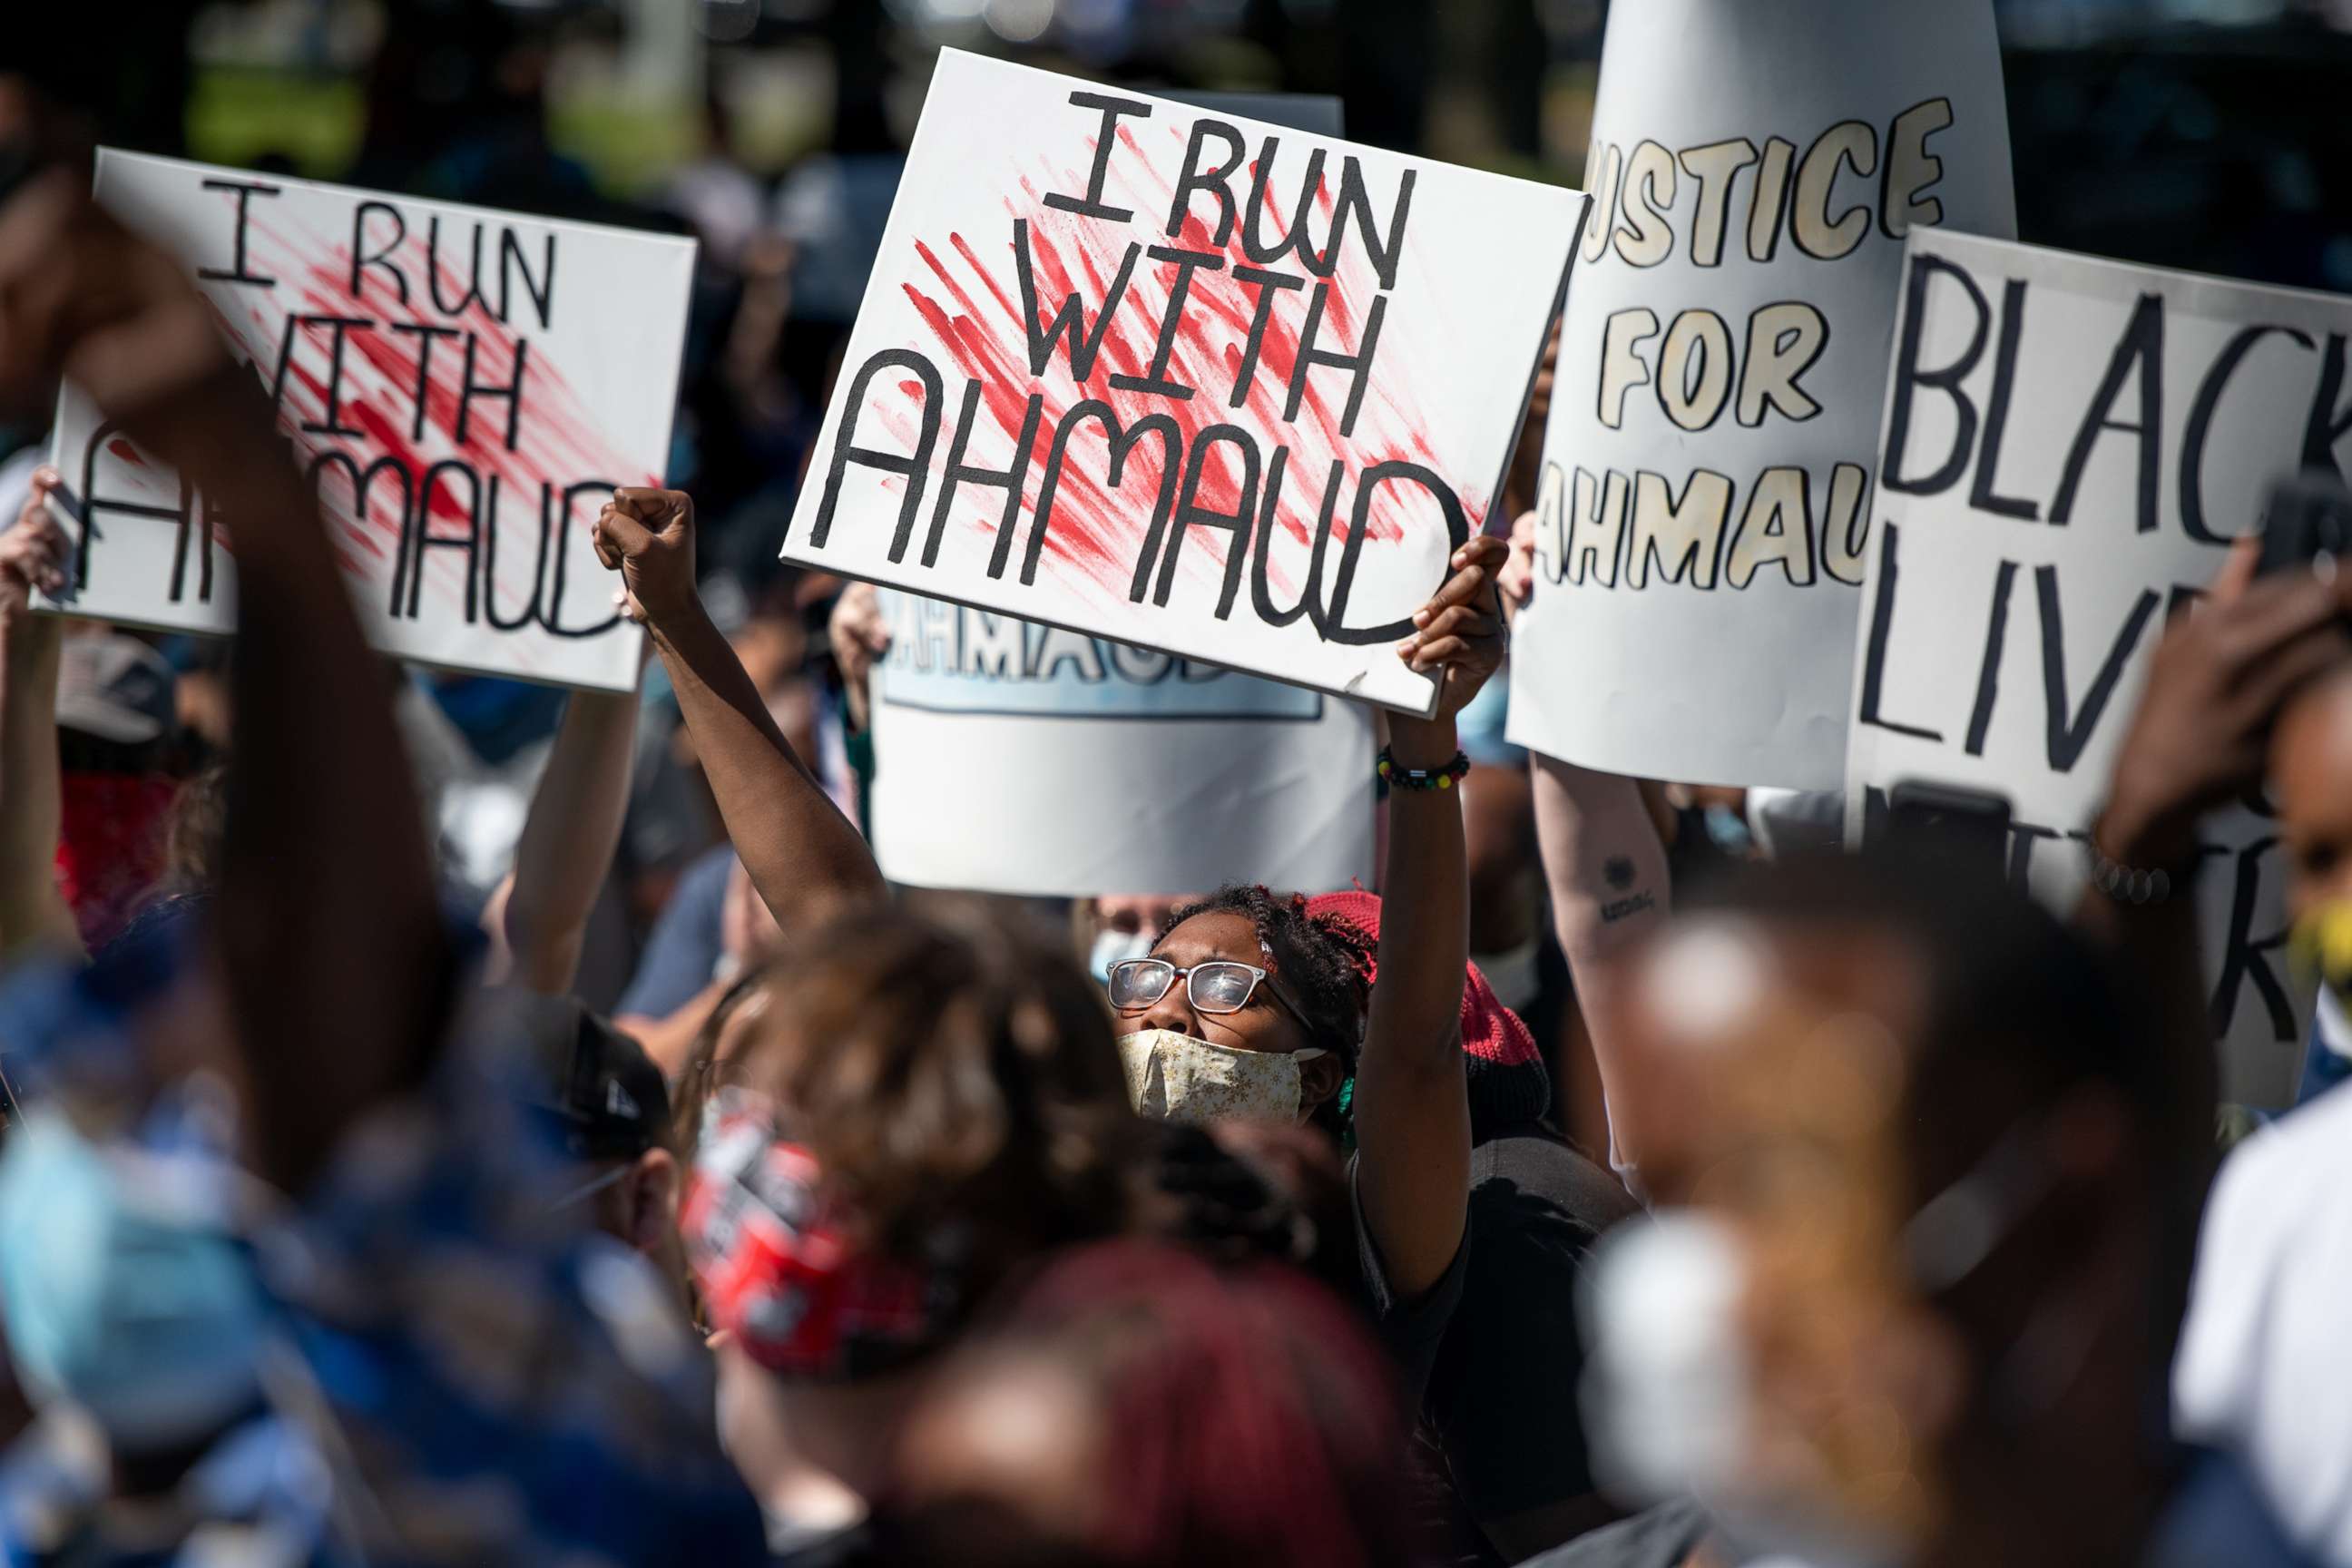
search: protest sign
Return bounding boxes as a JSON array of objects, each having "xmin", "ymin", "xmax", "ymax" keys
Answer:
[
  {"xmin": 43, "ymin": 151, "xmax": 695, "ymax": 692},
  {"xmin": 1507, "ymin": 0, "xmax": 2014, "ymax": 789},
  {"xmin": 1846, "ymin": 229, "xmax": 2351, "ymax": 1106},
  {"xmin": 779, "ymin": 49, "xmax": 1585, "ymax": 716},
  {"xmin": 867, "ymin": 590, "xmax": 1375, "ymax": 896}
]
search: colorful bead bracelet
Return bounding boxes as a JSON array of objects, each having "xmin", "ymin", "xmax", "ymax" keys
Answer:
[{"xmin": 1377, "ymin": 747, "xmax": 1471, "ymax": 792}]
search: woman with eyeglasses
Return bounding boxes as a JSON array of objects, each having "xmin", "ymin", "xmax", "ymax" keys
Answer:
[
  {"xmin": 1102, "ymin": 540, "xmax": 1643, "ymax": 1566},
  {"xmin": 1102, "ymin": 535, "xmax": 1512, "ymax": 1433}
]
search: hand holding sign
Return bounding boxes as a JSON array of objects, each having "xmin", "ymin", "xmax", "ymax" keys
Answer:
[
  {"xmin": 2101, "ymin": 543, "xmax": 2352, "ymax": 867},
  {"xmin": 593, "ymin": 487, "xmax": 698, "ymax": 630},
  {"xmin": 828, "ymin": 581, "xmax": 892, "ymax": 730},
  {"xmin": 1399, "ymin": 533, "xmax": 1508, "ymax": 723},
  {"xmin": 0, "ymin": 470, "xmax": 71, "ymax": 635}
]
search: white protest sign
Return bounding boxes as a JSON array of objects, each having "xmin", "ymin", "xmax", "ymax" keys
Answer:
[
  {"xmin": 1508, "ymin": 0, "xmax": 2014, "ymax": 789},
  {"xmin": 779, "ymin": 49, "xmax": 1585, "ymax": 716},
  {"xmin": 868, "ymin": 591, "xmax": 1374, "ymax": 896},
  {"xmin": 44, "ymin": 151, "xmax": 695, "ymax": 691},
  {"xmin": 1847, "ymin": 229, "xmax": 2350, "ymax": 1107}
]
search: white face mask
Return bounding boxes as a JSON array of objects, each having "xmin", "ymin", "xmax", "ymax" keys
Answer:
[
  {"xmin": 1582, "ymin": 1211, "xmax": 1753, "ymax": 1505},
  {"xmin": 1583, "ymin": 1213, "xmax": 1902, "ymax": 1568},
  {"xmin": 1115, "ymin": 1029, "xmax": 1325, "ymax": 1127},
  {"xmin": 1587, "ymin": 1122, "xmax": 2066, "ymax": 1568},
  {"xmin": 1088, "ymin": 927, "xmax": 1158, "ymax": 984}
]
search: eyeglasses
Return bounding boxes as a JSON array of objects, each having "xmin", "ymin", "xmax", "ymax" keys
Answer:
[{"xmin": 1106, "ymin": 957, "xmax": 1309, "ymax": 1026}]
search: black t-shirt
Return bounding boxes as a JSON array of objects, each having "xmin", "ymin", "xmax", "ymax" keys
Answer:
[
  {"xmin": 1420, "ymin": 1128, "xmax": 1644, "ymax": 1563},
  {"xmin": 1352, "ymin": 1156, "xmax": 1473, "ymax": 1416}
]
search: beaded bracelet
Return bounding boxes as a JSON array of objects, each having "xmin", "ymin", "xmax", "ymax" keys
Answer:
[{"xmin": 1377, "ymin": 747, "xmax": 1471, "ymax": 792}]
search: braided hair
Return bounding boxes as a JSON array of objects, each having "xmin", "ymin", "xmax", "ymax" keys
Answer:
[{"xmin": 1159, "ymin": 885, "xmax": 1375, "ymax": 1138}]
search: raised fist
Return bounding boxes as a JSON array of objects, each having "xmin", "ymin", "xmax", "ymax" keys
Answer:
[{"xmin": 591, "ymin": 487, "xmax": 699, "ymax": 631}]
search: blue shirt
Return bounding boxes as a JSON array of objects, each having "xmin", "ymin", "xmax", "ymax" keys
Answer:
[
  {"xmin": 615, "ymin": 844, "xmax": 735, "ymax": 1020},
  {"xmin": 0, "ymin": 931, "xmax": 768, "ymax": 1567}
]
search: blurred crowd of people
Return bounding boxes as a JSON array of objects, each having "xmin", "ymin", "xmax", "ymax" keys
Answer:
[{"xmin": 1, "ymin": 9, "xmax": 2351, "ymax": 1568}]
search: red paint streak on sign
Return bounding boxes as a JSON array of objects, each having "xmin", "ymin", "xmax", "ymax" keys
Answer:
[
  {"xmin": 891, "ymin": 132, "xmax": 1471, "ymax": 616},
  {"xmin": 200, "ymin": 208, "xmax": 661, "ymax": 648}
]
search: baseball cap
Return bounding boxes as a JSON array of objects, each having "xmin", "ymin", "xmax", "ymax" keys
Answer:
[
  {"xmin": 55, "ymin": 633, "xmax": 175, "ymax": 745},
  {"xmin": 490, "ymin": 989, "xmax": 671, "ymax": 1163}
]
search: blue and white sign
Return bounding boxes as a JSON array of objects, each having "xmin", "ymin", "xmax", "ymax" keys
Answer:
[
  {"xmin": 879, "ymin": 596, "xmax": 1323, "ymax": 720},
  {"xmin": 870, "ymin": 590, "xmax": 1375, "ymax": 896}
]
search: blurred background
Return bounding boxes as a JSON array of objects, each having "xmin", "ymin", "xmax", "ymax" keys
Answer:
[
  {"xmin": 27, "ymin": 0, "xmax": 2334, "ymax": 554},
  {"xmin": 38, "ymin": 0, "xmax": 2345, "ymax": 535}
]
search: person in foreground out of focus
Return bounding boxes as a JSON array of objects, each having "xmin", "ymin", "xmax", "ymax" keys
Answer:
[
  {"xmin": 1524, "ymin": 526, "xmax": 2352, "ymax": 1568},
  {"xmin": 887, "ymin": 1240, "xmax": 1417, "ymax": 1568},
  {"xmin": 0, "ymin": 97, "xmax": 765, "ymax": 1563},
  {"xmin": 1566, "ymin": 849, "xmax": 2316, "ymax": 1568},
  {"xmin": 2161, "ymin": 539, "xmax": 2352, "ymax": 1566},
  {"xmin": 670, "ymin": 906, "xmax": 1149, "ymax": 1563}
]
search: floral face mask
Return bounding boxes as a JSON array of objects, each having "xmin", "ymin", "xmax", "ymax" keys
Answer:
[{"xmin": 1114, "ymin": 1028, "xmax": 1325, "ymax": 1127}]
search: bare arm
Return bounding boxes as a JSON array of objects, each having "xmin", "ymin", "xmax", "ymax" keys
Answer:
[
  {"xmin": 0, "ymin": 472, "xmax": 77, "ymax": 958},
  {"xmin": 198, "ymin": 393, "xmax": 450, "ymax": 1192},
  {"xmin": 593, "ymin": 488, "xmax": 883, "ymax": 930},
  {"xmin": 1530, "ymin": 756, "xmax": 1668, "ymax": 1173},
  {"xmin": 1500, "ymin": 499, "xmax": 1672, "ymax": 1174},
  {"xmin": 5, "ymin": 169, "xmax": 452, "ymax": 1191},
  {"xmin": 2083, "ymin": 541, "xmax": 2352, "ymax": 1178},
  {"xmin": 487, "ymin": 680, "xmax": 642, "ymax": 995},
  {"xmin": 1351, "ymin": 534, "xmax": 1509, "ymax": 1299}
]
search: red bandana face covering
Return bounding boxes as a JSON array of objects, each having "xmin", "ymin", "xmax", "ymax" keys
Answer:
[
  {"xmin": 681, "ymin": 1088, "xmax": 954, "ymax": 1381},
  {"xmin": 56, "ymin": 773, "xmax": 179, "ymax": 949}
]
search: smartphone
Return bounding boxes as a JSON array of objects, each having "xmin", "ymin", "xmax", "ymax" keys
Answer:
[
  {"xmin": 1882, "ymin": 780, "xmax": 2012, "ymax": 886},
  {"xmin": 2256, "ymin": 473, "xmax": 2352, "ymax": 582}
]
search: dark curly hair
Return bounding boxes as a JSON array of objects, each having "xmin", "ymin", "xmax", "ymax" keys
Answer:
[{"xmin": 1158, "ymin": 886, "xmax": 1374, "ymax": 1137}]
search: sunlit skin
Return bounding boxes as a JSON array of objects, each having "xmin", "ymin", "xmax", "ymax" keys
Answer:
[
  {"xmin": 1620, "ymin": 919, "xmax": 1962, "ymax": 1552},
  {"xmin": 1129, "ymin": 909, "xmax": 1347, "ymax": 1115},
  {"xmin": 2271, "ymin": 664, "xmax": 2352, "ymax": 924}
]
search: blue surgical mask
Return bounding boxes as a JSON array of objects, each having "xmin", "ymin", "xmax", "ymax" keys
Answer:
[
  {"xmin": 1701, "ymin": 803, "xmax": 1755, "ymax": 857},
  {"xmin": 1088, "ymin": 927, "xmax": 1157, "ymax": 984},
  {"xmin": 0, "ymin": 1110, "xmax": 265, "ymax": 1450}
]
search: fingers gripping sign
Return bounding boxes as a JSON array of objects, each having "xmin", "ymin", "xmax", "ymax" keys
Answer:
[
  {"xmin": 0, "ymin": 468, "xmax": 74, "ymax": 626},
  {"xmin": 593, "ymin": 487, "xmax": 697, "ymax": 630},
  {"xmin": 827, "ymin": 582, "xmax": 893, "ymax": 730},
  {"xmin": 1396, "ymin": 532, "xmax": 1510, "ymax": 723}
]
